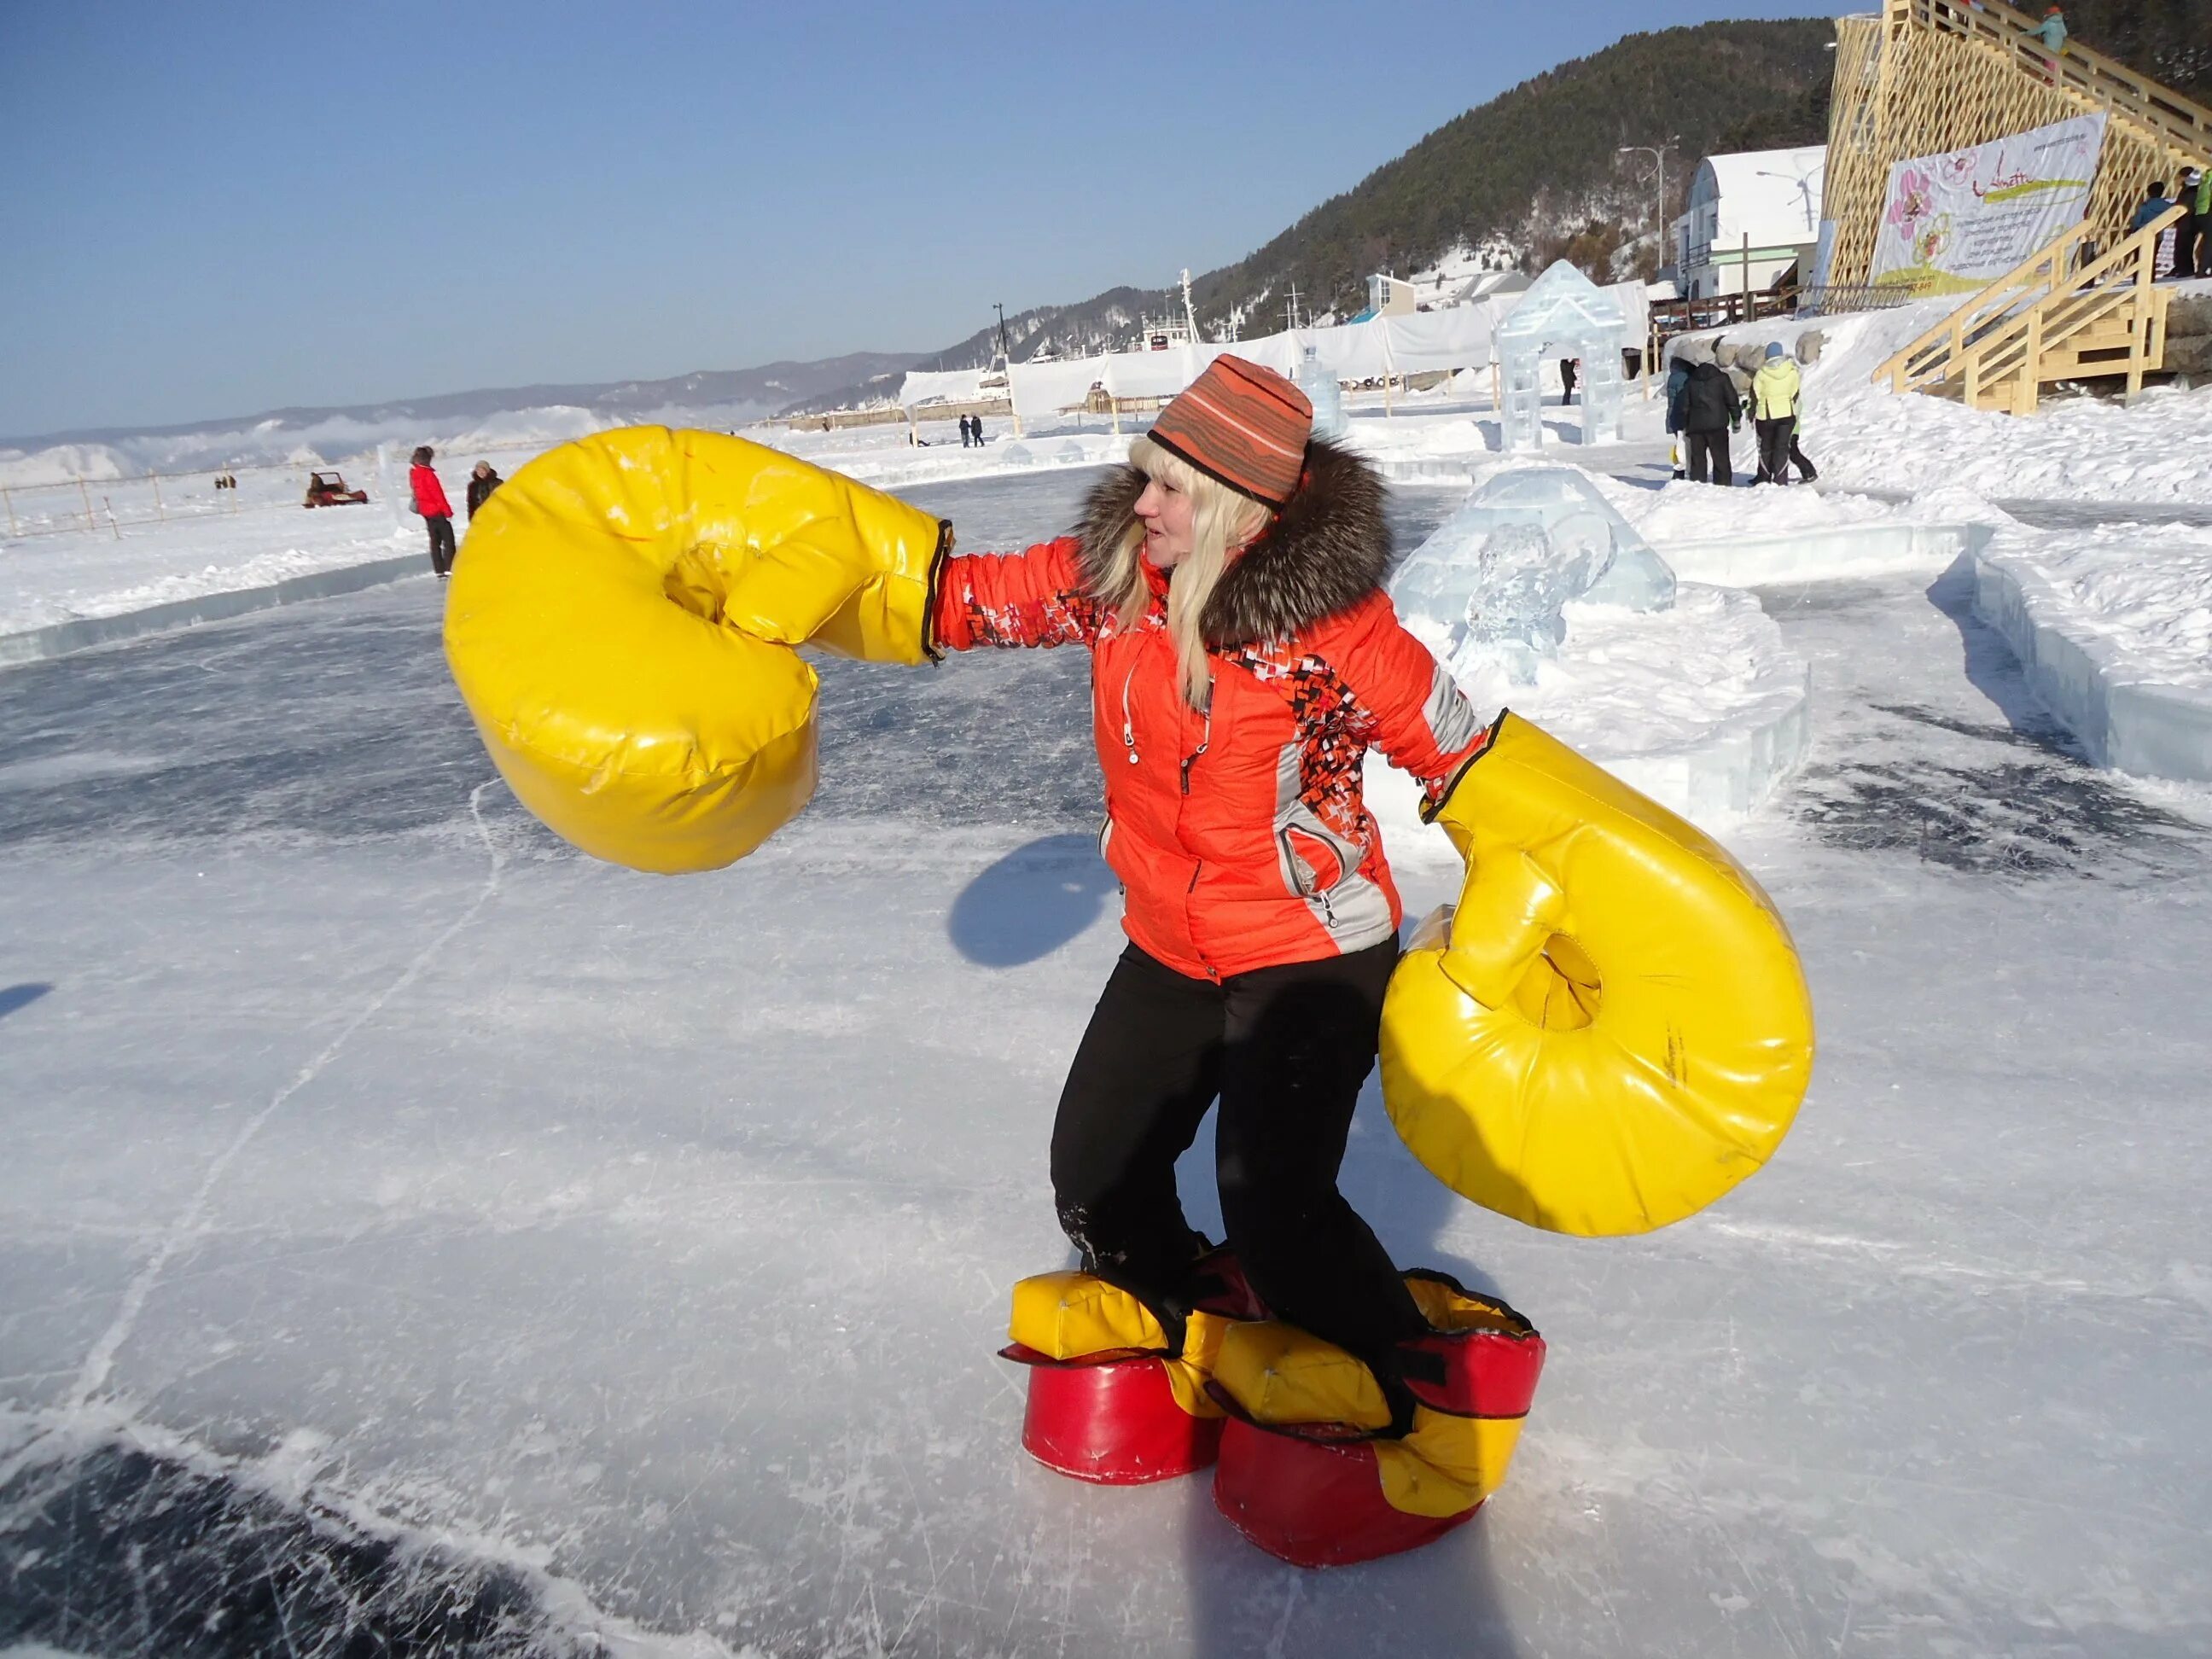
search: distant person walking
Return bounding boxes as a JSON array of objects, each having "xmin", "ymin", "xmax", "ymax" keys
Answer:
[
  {"xmin": 2174, "ymin": 168, "xmax": 2207, "ymax": 280},
  {"xmin": 1676, "ymin": 343, "xmax": 1741, "ymax": 486},
  {"xmin": 1559, "ymin": 357, "xmax": 1579, "ymax": 405},
  {"xmin": 2028, "ymin": 5, "xmax": 2066, "ymax": 79},
  {"xmin": 1750, "ymin": 343, "xmax": 1804, "ymax": 487},
  {"xmin": 410, "ymin": 445, "xmax": 457, "ymax": 578},
  {"xmin": 2132, "ymin": 181, "xmax": 2180, "ymax": 276},
  {"xmin": 466, "ymin": 462, "xmax": 503, "ymax": 521}
]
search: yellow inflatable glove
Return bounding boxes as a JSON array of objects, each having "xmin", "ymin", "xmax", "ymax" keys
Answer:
[
  {"xmin": 1382, "ymin": 712, "xmax": 1813, "ymax": 1236},
  {"xmin": 444, "ymin": 427, "xmax": 947, "ymax": 874}
]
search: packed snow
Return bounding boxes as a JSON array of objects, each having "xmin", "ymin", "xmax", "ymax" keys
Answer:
[
  {"xmin": 1979, "ymin": 521, "xmax": 2212, "ymax": 692},
  {"xmin": 1970, "ymin": 515, "xmax": 2212, "ymax": 783}
]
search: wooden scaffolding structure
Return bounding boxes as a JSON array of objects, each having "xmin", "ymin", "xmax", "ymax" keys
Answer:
[{"xmin": 1821, "ymin": 0, "xmax": 2212, "ymax": 294}]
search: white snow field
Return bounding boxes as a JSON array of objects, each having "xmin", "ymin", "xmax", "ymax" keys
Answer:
[{"xmin": 3, "ymin": 467, "xmax": 2209, "ymax": 1658}]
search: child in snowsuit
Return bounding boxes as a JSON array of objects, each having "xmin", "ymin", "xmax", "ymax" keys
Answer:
[
  {"xmin": 410, "ymin": 446, "xmax": 457, "ymax": 577},
  {"xmin": 1751, "ymin": 343, "xmax": 1804, "ymax": 486}
]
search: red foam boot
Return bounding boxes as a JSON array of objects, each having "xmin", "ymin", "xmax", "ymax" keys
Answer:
[
  {"xmin": 1004, "ymin": 1344, "xmax": 1226, "ymax": 1484},
  {"xmin": 999, "ymin": 1248, "xmax": 1266, "ymax": 1486},
  {"xmin": 1209, "ymin": 1272, "xmax": 1545, "ymax": 1567}
]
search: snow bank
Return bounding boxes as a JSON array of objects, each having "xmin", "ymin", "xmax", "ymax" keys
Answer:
[
  {"xmin": 1372, "ymin": 582, "xmax": 1812, "ymax": 859},
  {"xmin": 1, "ymin": 504, "xmax": 426, "ymax": 661},
  {"xmin": 1971, "ymin": 523, "xmax": 2212, "ymax": 782}
]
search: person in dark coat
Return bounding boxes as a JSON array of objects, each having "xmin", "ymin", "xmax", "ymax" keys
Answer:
[
  {"xmin": 1559, "ymin": 357, "xmax": 1579, "ymax": 405},
  {"xmin": 1675, "ymin": 344, "xmax": 1741, "ymax": 486},
  {"xmin": 466, "ymin": 463, "xmax": 503, "ymax": 521}
]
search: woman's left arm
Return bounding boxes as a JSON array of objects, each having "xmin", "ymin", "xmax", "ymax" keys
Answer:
[{"xmin": 1345, "ymin": 604, "xmax": 1497, "ymax": 810}]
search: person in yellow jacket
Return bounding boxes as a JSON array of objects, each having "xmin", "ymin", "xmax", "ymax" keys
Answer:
[{"xmin": 1751, "ymin": 342, "xmax": 1807, "ymax": 487}]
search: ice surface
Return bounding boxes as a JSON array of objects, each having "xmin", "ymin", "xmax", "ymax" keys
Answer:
[
  {"xmin": 1497, "ymin": 260, "xmax": 1630, "ymax": 451},
  {"xmin": 4, "ymin": 469, "xmax": 2212, "ymax": 1656},
  {"xmin": 1391, "ymin": 467, "xmax": 1675, "ymax": 683},
  {"xmin": 1296, "ymin": 344, "xmax": 1350, "ymax": 441}
]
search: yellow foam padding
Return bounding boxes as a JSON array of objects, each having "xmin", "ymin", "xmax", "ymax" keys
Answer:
[
  {"xmin": 1382, "ymin": 712, "xmax": 1814, "ymax": 1237},
  {"xmin": 1006, "ymin": 1272, "xmax": 1235, "ymax": 1418},
  {"xmin": 1211, "ymin": 1313, "xmax": 1530, "ymax": 1519},
  {"xmin": 443, "ymin": 427, "xmax": 945, "ymax": 874}
]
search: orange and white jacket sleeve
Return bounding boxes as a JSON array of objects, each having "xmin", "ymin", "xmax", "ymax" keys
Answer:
[
  {"xmin": 1346, "ymin": 607, "xmax": 1497, "ymax": 810},
  {"xmin": 930, "ymin": 535, "xmax": 1103, "ymax": 653}
]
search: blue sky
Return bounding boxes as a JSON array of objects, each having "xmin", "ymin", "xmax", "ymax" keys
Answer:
[{"xmin": 0, "ymin": 1, "xmax": 1834, "ymax": 438}]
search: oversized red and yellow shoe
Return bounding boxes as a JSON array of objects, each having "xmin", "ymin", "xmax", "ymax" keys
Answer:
[
  {"xmin": 999, "ymin": 1249, "xmax": 1263, "ymax": 1485},
  {"xmin": 1208, "ymin": 1272, "xmax": 1544, "ymax": 1567}
]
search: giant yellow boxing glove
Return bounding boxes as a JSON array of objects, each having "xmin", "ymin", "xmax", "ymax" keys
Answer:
[
  {"xmin": 1381, "ymin": 713, "xmax": 1813, "ymax": 1236},
  {"xmin": 444, "ymin": 428, "xmax": 947, "ymax": 874}
]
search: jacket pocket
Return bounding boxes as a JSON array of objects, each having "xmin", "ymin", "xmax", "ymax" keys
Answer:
[{"xmin": 1278, "ymin": 825, "xmax": 1346, "ymax": 898}]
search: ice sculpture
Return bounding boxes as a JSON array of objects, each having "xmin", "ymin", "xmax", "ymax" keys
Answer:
[
  {"xmin": 1496, "ymin": 260, "xmax": 1629, "ymax": 452},
  {"xmin": 1389, "ymin": 467, "xmax": 1676, "ymax": 684},
  {"xmin": 1295, "ymin": 344, "xmax": 1349, "ymax": 441},
  {"xmin": 1000, "ymin": 443, "xmax": 1034, "ymax": 467}
]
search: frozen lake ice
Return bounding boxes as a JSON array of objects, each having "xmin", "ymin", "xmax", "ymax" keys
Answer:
[{"xmin": 2, "ymin": 470, "xmax": 2209, "ymax": 1656}]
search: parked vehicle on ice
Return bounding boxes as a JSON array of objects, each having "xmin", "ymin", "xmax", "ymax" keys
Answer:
[{"xmin": 302, "ymin": 470, "xmax": 369, "ymax": 508}]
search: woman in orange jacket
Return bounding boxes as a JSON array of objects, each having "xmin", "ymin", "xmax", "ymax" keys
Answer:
[{"xmin": 933, "ymin": 356, "xmax": 1492, "ymax": 1377}]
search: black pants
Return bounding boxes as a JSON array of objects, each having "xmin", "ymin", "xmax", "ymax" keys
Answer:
[
  {"xmin": 1789, "ymin": 433, "xmax": 1819, "ymax": 482},
  {"xmin": 1755, "ymin": 417, "xmax": 1797, "ymax": 483},
  {"xmin": 425, "ymin": 515, "xmax": 457, "ymax": 575},
  {"xmin": 1051, "ymin": 939, "xmax": 1426, "ymax": 1365},
  {"xmin": 1685, "ymin": 428, "xmax": 1733, "ymax": 486},
  {"xmin": 2175, "ymin": 216, "xmax": 2206, "ymax": 279}
]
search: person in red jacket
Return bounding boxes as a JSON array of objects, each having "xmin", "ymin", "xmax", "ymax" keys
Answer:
[
  {"xmin": 933, "ymin": 355, "xmax": 1493, "ymax": 1393},
  {"xmin": 410, "ymin": 445, "xmax": 457, "ymax": 577}
]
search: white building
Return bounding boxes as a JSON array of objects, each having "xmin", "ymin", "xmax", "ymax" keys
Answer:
[{"xmin": 1672, "ymin": 146, "xmax": 1827, "ymax": 300}]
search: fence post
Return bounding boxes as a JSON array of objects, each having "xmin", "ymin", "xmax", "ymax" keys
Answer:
[
  {"xmin": 79, "ymin": 477, "xmax": 96, "ymax": 533},
  {"xmin": 2, "ymin": 484, "xmax": 15, "ymax": 538},
  {"xmin": 149, "ymin": 469, "xmax": 166, "ymax": 521},
  {"xmin": 102, "ymin": 495, "xmax": 121, "ymax": 539}
]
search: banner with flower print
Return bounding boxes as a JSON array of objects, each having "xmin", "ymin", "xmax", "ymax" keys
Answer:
[{"xmin": 1870, "ymin": 114, "xmax": 2110, "ymax": 296}]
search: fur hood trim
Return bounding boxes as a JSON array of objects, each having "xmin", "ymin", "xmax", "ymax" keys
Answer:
[{"xmin": 1073, "ymin": 437, "xmax": 1390, "ymax": 648}]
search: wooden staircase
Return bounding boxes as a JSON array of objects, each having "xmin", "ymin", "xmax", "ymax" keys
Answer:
[{"xmin": 1872, "ymin": 205, "xmax": 2184, "ymax": 413}]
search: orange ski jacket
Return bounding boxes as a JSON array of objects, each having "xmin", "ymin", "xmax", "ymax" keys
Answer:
[{"xmin": 932, "ymin": 443, "xmax": 1490, "ymax": 979}]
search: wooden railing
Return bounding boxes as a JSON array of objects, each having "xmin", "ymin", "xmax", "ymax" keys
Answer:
[
  {"xmin": 1874, "ymin": 205, "xmax": 2184, "ymax": 411},
  {"xmin": 1899, "ymin": 0, "xmax": 2212, "ymax": 165}
]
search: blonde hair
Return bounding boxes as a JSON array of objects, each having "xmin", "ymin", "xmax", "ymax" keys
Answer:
[{"xmin": 1100, "ymin": 435, "xmax": 1276, "ymax": 708}]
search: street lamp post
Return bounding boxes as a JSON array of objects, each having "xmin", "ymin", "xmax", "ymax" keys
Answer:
[
  {"xmin": 1616, "ymin": 140, "xmax": 1679, "ymax": 277},
  {"xmin": 1619, "ymin": 140, "xmax": 1679, "ymax": 392}
]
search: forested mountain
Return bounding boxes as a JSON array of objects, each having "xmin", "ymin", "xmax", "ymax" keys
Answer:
[
  {"xmin": 786, "ymin": 4, "xmax": 2212, "ymax": 416},
  {"xmin": 2060, "ymin": 0, "xmax": 2212, "ymax": 100},
  {"xmin": 783, "ymin": 19, "xmax": 1837, "ymax": 410}
]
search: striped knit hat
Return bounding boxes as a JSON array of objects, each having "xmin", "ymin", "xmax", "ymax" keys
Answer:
[{"xmin": 1149, "ymin": 355, "xmax": 1313, "ymax": 506}]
